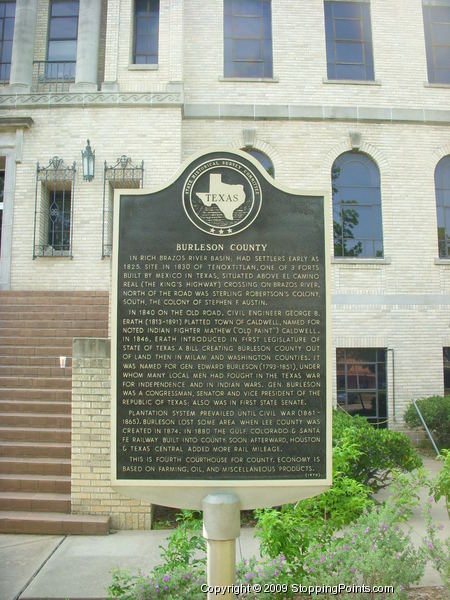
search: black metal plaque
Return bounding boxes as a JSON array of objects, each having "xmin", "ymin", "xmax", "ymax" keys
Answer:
[{"xmin": 115, "ymin": 152, "xmax": 327, "ymax": 481}]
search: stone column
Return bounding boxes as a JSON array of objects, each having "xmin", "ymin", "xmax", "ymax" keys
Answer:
[
  {"xmin": 7, "ymin": 0, "xmax": 38, "ymax": 93},
  {"xmin": 71, "ymin": 0, "xmax": 102, "ymax": 92}
]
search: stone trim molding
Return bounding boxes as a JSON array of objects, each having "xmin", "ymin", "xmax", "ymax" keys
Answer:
[
  {"xmin": 0, "ymin": 92, "xmax": 183, "ymax": 108},
  {"xmin": 183, "ymin": 104, "xmax": 450, "ymax": 125},
  {"xmin": 0, "ymin": 117, "xmax": 33, "ymax": 129}
]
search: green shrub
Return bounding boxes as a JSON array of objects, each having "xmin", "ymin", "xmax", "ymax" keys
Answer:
[
  {"xmin": 333, "ymin": 410, "xmax": 422, "ymax": 491},
  {"xmin": 431, "ymin": 449, "xmax": 450, "ymax": 518},
  {"xmin": 404, "ymin": 395, "xmax": 450, "ymax": 449},
  {"xmin": 303, "ymin": 499, "xmax": 427, "ymax": 599}
]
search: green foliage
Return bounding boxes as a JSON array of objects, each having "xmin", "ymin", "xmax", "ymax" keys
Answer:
[
  {"xmin": 404, "ymin": 395, "xmax": 450, "ymax": 449},
  {"xmin": 236, "ymin": 555, "xmax": 293, "ymax": 599},
  {"xmin": 155, "ymin": 510, "xmax": 205, "ymax": 574},
  {"xmin": 333, "ymin": 409, "xmax": 422, "ymax": 491},
  {"xmin": 422, "ymin": 495, "xmax": 450, "ymax": 589},
  {"xmin": 432, "ymin": 449, "xmax": 450, "ymax": 518},
  {"xmin": 303, "ymin": 499, "xmax": 427, "ymax": 599},
  {"xmin": 108, "ymin": 565, "xmax": 206, "ymax": 600}
]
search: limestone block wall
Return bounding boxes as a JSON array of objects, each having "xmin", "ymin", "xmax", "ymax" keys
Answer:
[
  {"xmin": 8, "ymin": 104, "xmax": 182, "ymax": 291},
  {"xmin": 71, "ymin": 338, "xmax": 152, "ymax": 530}
]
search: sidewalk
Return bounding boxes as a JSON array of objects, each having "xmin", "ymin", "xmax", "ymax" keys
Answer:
[{"xmin": 0, "ymin": 456, "xmax": 447, "ymax": 600}]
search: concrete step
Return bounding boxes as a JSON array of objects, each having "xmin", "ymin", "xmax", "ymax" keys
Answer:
[
  {"xmin": 0, "ymin": 293, "xmax": 109, "ymax": 306},
  {"xmin": 0, "ymin": 427, "xmax": 71, "ymax": 444},
  {"xmin": 0, "ymin": 365, "xmax": 72, "ymax": 377},
  {"xmin": 0, "ymin": 400, "xmax": 71, "ymax": 414},
  {"xmin": 0, "ymin": 356, "xmax": 73, "ymax": 368},
  {"xmin": 0, "ymin": 345, "xmax": 73, "ymax": 357},
  {"xmin": 0, "ymin": 441, "xmax": 71, "ymax": 459},
  {"xmin": 0, "ymin": 457, "xmax": 71, "ymax": 476},
  {"xmin": 0, "ymin": 336, "xmax": 83, "ymax": 347},
  {"xmin": 0, "ymin": 387, "xmax": 71, "ymax": 401},
  {"xmin": 0, "ymin": 510, "xmax": 110, "ymax": 534},
  {"xmin": 0, "ymin": 412, "xmax": 71, "ymax": 428},
  {"xmin": 0, "ymin": 491, "xmax": 70, "ymax": 512},
  {"xmin": 0, "ymin": 473, "xmax": 70, "ymax": 494},
  {"xmin": 0, "ymin": 319, "xmax": 108, "ymax": 329},
  {"xmin": 0, "ymin": 375, "xmax": 72, "ymax": 390},
  {"xmin": 0, "ymin": 328, "xmax": 108, "ymax": 339}
]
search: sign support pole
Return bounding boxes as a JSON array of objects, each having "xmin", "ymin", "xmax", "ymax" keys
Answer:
[{"xmin": 202, "ymin": 493, "xmax": 240, "ymax": 599}]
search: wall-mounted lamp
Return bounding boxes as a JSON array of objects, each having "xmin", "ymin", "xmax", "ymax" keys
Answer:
[{"xmin": 82, "ymin": 139, "xmax": 95, "ymax": 181}]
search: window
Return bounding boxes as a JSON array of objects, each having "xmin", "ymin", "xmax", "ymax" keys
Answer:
[
  {"xmin": 336, "ymin": 348, "xmax": 387, "ymax": 427},
  {"xmin": 444, "ymin": 348, "xmax": 450, "ymax": 395},
  {"xmin": 332, "ymin": 152, "xmax": 383, "ymax": 258},
  {"xmin": 243, "ymin": 148, "xmax": 275, "ymax": 177},
  {"xmin": 47, "ymin": 0, "xmax": 79, "ymax": 80},
  {"xmin": 436, "ymin": 155, "xmax": 450, "ymax": 258},
  {"xmin": 423, "ymin": 3, "xmax": 450, "ymax": 84},
  {"xmin": 0, "ymin": 1, "xmax": 14, "ymax": 82},
  {"xmin": 224, "ymin": 0, "xmax": 273, "ymax": 78},
  {"xmin": 133, "ymin": 0, "xmax": 159, "ymax": 64},
  {"xmin": 324, "ymin": 1, "xmax": 374, "ymax": 81},
  {"xmin": 34, "ymin": 157, "xmax": 75, "ymax": 258}
]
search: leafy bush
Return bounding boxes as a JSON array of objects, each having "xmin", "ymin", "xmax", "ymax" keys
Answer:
[
  {"xmin": 404, "ymin": 395, "xmax": 450, "ymax": 449},
  {"xmin": 108, "ymin": 565, "xmax": 206, "ymax": 600},
  {"xmin": 333, "ymin": 410, "xmax": 422, "ymax": 491},
  {"xmin": 432, "ymin": 449, "xmax": 450, "ymax": 518},
  {"xmin": 155, "ymin": 510, "xmax": 205, "ymax": 574},
  {"xmin": 303, "ymin": 500, "xmax": 427, "ymax": 599}
]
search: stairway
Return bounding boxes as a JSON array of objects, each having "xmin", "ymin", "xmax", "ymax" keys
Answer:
[{"xmin": 0, "ymin": 291, "xmax": 111, "ymax": 534}]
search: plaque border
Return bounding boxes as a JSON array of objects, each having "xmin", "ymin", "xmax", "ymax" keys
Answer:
[{"xmin": 111, "ymin": 148, "xmax": 332, "ymax": 510}]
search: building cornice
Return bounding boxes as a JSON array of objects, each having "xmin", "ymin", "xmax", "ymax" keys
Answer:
[
  {"xmin": 0, "ymin": 93, "xmax": 448, "ymax": 126},
  {"xmin": 183, "ymin": 104, "xmax": 450, "ymax": 125}
]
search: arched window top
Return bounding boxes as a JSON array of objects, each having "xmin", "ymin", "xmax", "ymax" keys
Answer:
[
  {"xmin": 435, "ymin": 155, "xmax": 450, "ymax": 258},
  {"xmin": 243, "ymin": 148, "xmax": 275, "ymax": 178},
  {"xmin": 332, "ymin": 152, "xmax": 380, "ymax": 188},
  {"xmin": 332, "ymin": 151, "xmax": 383, "ymax": 259},
  {"xmin": 435, "ymin": 155, "xmax": 450, "ymax": 190}
]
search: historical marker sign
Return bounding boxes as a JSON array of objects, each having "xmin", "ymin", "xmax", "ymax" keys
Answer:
[{"xmin": 112, "ymin": 150, "xmax": 331, "ymax": 509}]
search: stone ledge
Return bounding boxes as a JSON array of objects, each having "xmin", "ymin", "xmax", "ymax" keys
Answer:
[{"xmin": 73, "ymin": 338, "xmax": 111, "ymax": 360}]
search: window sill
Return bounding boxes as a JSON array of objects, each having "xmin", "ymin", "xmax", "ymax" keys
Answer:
[
  {"xmin": 424, "ymin": 82, "xmax": 450, "ymax": 89},
  {"xmin": 128, "ymin": 64, "xmax": 159, "ymax": 71},
  {"xmin": 219, "ymin": 77, "xmax": 279, "ymax": 83},
  {"xmin": 332, "ymin": 257, "xmax": 391, "ymax": 265},
  {"xmin": 434, "ymin": 258, "xmax": 450, "ymax": 265},
  {"xmin": 323, "ymin": 77, "xmax": 381, "ymax": 86}
]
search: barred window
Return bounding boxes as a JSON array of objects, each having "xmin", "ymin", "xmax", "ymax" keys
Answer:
[
  {"xmin": 133, "ymin": 0, "xmax": 159, "ymax": 64},
  {"xmin": 0, "ymin": 1, "xmax": 15, "ymax": 82},
  {"xmin": 423, "ymin": 2, "xmax": 450, "ymax": 84},
  {"xmin": 102, "ymin": 156, "xmax": 144, "ymax": 258},
  {"xmin": 324, "ymin": 1, "xmax": 374, "ymax": 81},
  {"xmin": 224, "ymin": 0, "xmax": 273, "ymax": 78},
  {"xmin": 33, "ymin": 157, "xmax": 75, "ymax": 258},
  {"xmin": 435, "ymin": 155, "xmax": 450, "ymax": 258},
  {"xmin": 336, "ymin": 348, "xmax": 387, "ymax": 427},
  {"xmin": 332, "ymin": 152, "xmax": 383, "ymax": 258}
]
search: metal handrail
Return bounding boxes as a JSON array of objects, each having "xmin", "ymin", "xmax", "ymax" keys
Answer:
[{"xmin": 412, "ymin": 399, "xmax": 441, "ymax": 456}]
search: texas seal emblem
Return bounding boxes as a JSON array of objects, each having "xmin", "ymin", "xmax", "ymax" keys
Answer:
[{"xmin": 182, "ymin": 157, "xmax": 262, "ymax": 236}]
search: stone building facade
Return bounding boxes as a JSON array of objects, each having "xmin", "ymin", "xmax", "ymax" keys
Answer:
[{"xmin": 0, "ymin": 0, "xmax": 449, "ymax": 530}]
